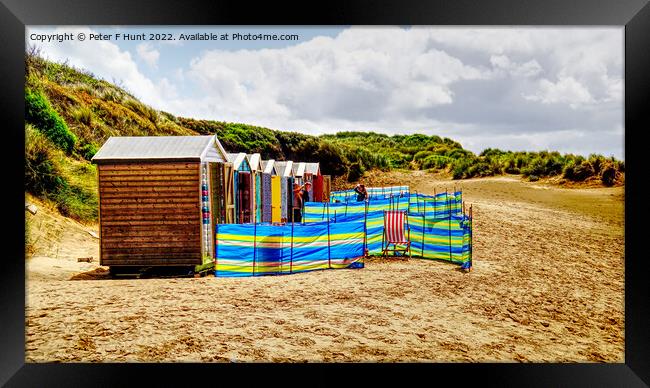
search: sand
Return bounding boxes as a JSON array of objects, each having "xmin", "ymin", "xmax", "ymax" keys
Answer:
[{"xmin": 24, "ymin": 173, "xmax": 624, "ymax": 362}]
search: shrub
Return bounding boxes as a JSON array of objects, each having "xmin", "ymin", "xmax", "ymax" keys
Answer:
[
  {"xmin": 54, "ymin": 185, "xmax": 98, "ymax": 221},
  {"xmin": 601, "ymin": 164, "xmax": 618, "ymax": 186},
  {"xmin": 79, "ymin": 142, "xmax": 98, "ymax": 160},
  {"xmin": 347, "ymin": 162, "xmax": 363, "ymax": 182},
  {"xmin": 71, "ymin": 106, "xmax": 93, "ymax": 125},
  {"xmin": 572, "ymin": 161, "xmax": 595, "ymax": 181},
  {"xmin": 503, "ymin": 158, "xmax": 520, "ymax": 174},
  {"xmin": 413, "ymin": 150, "xmax": 433, "ymax": 162},
  {"xmin": 451, "ymin": 159, "xmax": 473, "ymax": 179},
  {"xmin": 616, "ymin": 160, "xmax": 625, "ymax": 172},
  {"xmin": 124, "ymin": 98, "xmax": 158, "ymax": 124},
  {"xmin": 521, "ymin": 157, "xmax": 545, "ymax": 177},
  {"xmin": 72, "ymin": 83, "xmax": 95, "ymax": 96},
  {"xmin": 25, "ymin": 88, "xmax": 77, "ymax": 153},
  {"xmin": 588, "ymin": 154, "xmax": 606, "ymax": 175},
  {"xmin": 421, "ymin": 155, "xmax": 451, "ymax": 170},
  {"xmin": 25, "ymin": 124, "xmax": 67, "ymax": 195},
  {"xmin": 100, "ymin": 88, "xmax": 123, "ymax": 103},
  {"xmin": 562, "ymin": 162, "xmax": 576, "ymax": 180}
]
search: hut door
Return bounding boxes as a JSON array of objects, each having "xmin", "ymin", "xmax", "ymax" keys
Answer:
[
  {"xmin": 224, "ymin": 164, "xmax": 235, "ymax": 223},
  {"xmin": 262, "ymin": 173, "xmax": 272, "ymax": 223},
  {"xmin": 255, "ymin": 173, "xmax": 262, "ymax": 223},
  {"xmin": 271, "ymin": 176, "xmax": 281, "ymax": 223},
  {"xmin": 323, "ymin": 175, "xmax": 331, "ymax": 202},
  {"xmin": 209, "ymin": 162, "xmax": 224, "ymax": 224},
  {"xmin": 313, "ymin": 175, "xmax": 324, "ymax": 202},
  {"xmin": 238, "ymin": 172, "xmax": 252, "ymax": 223},
  {"xmin": 286, "ymin": 177, "xmax": 294, "ymax": 222}
]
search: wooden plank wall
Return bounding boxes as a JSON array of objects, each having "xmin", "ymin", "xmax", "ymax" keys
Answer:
[{"xmin": 98, "ymin": 162, "xmax": 202, "ymax": 266}]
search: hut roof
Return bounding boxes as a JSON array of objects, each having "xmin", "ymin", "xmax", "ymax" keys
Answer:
[
  {"xmin": 261, "ymin": 159, "xmax": 276, "ymax": 175},
  {"xmin": 246, "ymin": 153, "xmax": 262, "ymax": 171},
  {"xmin": 292, "ymin": 162, "xmax": 306, "ymax": 177},
  {"xmin": 274, "ymin": 161, "xmax": 294, "ymax": 177},
  {"xmin": 226, "ymin": 152, "xmax": 248, "ymax": 170},
  {"xmin": 304, "ymin": 162, "xmax": 320, "ymax": 175},
  {"xmin": 91, "ymin": 135, "xmax": 227, "ymax": 164}
]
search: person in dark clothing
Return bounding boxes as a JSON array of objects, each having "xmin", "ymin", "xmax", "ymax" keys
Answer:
[
  {"xmin": 292, "ymin": 183, "xmax": 303, "ymax": 223},
  {"xmin": 302, "ymin": 181, "xmax": 312, "ymax": 203},
  {"xmin": 354, "ymin": 183, "xmax": 367, "ymax": 202}
]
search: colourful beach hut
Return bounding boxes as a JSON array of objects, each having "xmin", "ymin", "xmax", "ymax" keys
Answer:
[
  {"xmin": 304, "ymin": 162, "xmax": 322, "ymax": 202},
  {"xmin": 91, "ymin": 135, "xmax": 232, "ymax": 271},
  {"xmin": 322, "ymin": 175, "xmax": 332, "ymax": 202},
  {"xmin": 226, "ymin": 152, "xmax": 253, "ymax": 223},
  {"xmin": 260, "ymin": 159, "xmax": 280, "ymax": 223},
  {"xmin": 274, "ymin": 161, "xmax": 294, "ymax": 222},
  {"xmin": 246, "ymin": 153, "xmax": 263, "ymax": 223},
  {"xmin": 292, "ymin": 162, "xmax": 306, "ymax": 186}
]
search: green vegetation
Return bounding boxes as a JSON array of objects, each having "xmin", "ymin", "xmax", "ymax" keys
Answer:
[
  {"xmin": 25, "ymin": 124, "xmax": 98, "ymax": 221},
  {"xmin": 25, "ymin": 88, "xmax": 77, "ymax": 153},
  {"xmin": 24, "ymin": 49, "xmax": 624, "ymax": 222}
]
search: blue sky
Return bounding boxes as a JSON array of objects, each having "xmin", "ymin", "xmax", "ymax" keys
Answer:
[{"xmin": 26, "ymin": 26, "xmax": 624, "ymax": 159}]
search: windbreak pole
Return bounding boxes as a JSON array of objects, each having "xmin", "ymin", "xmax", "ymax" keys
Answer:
[
  {"xmin": 327, "ymin": 209, "xmax": 332, "ymax": 269},
  {"xmin": 215, "ymin": 222, "xmax": 219, "ymax": 272},
  {"xmin": 290, "ymin": 218, "xmax": 294, "ymax": 274},
  {"xmin": 469, "ymin": 204, "xmax": 473, "ymax": 267},
  {"xmin": 364, "ymin": 200, "xmax": 368, "ymax": 256},
  {"xmin": 447, "ymin": 189, "xmax": 452, "ymax": 261},
  {"xmin": 421, "ymin": 198, "xmax": 426, "ymax": 258},
  {"xmin": 252, "ymin": 221, "xmax": 257, "ymax": 276},
  {"xmin": 433, "ymin": 188, "xmax": 437, "ymax": 218}
]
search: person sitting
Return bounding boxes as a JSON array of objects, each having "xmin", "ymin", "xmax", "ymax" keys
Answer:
[{"xmin": 354, "ymin": 183, "xmax": 367, "ymax": 202}]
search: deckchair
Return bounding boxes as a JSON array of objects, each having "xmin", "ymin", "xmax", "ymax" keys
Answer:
[{"xmin": 381, "ymin": 210, "xmax": 411, "ymax": 259}]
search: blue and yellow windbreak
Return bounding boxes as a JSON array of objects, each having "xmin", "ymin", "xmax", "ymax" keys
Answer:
[
  {"xmin": 214, "ymin": 189, "xmax": 472, "ymax": 277},
  {"xmin": 330, "ymin": 185, "xmax": 410, "ymax": 202},
  {"xmin": 215, "ymin": 219, "xmax": 366, "ymax": 277},
  {"xmin": 304, "ymin": 191, "xmax": 471, "ymax": 267}
]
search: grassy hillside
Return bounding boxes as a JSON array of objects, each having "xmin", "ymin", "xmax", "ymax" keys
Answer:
[{"xmin": 24, "ymin": 50, "xmax": 624, "ymax": 222}]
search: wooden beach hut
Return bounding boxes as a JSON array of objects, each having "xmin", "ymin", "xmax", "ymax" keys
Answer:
[
  {"xmin": 226, "ymin": 152, "xmax": 253, "ymax": 223},
  {"xmin": 91, "ymin": 135, "xmax": 231, "ymax": 270},
  {"xmin": 246, "ymin": 153, "xmax": 263, "ymax": 223},
  {"xmin": 322, "ymin": 175, "xmax": 332, "ymax": 202},
  {"xmin": 304, "ymin": 162, "xmax": 322, "ymax": 202},
  {"xmin": 274, "ymin": 161, "xmax": 294, "ymax": 222},
  {"xmin": 260, "ymin": 159, "xmax": 280, "ymax": 223},
  {"xmin": 292, "ymin": 162, "xmax": 306, "ymax": 186}
]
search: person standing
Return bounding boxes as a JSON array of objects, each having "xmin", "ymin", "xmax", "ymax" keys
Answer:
[
  {"xmin": 302, "ymin": 181, "xmax": 312, "ymax": 203},
  {"xmin": 292, "ymin": 183, "xmax": 303, "ymax": 223}
]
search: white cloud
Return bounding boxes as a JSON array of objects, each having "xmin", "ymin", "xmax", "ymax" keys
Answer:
[
  {"xmin": 490, "ymin": 54, "xmax": 542, "ymax": 78},
  {"xmin": 524, "ymin": 76, "xmax": 594, "ymax": 108},
  {"xmin": 27, "ymin": 26, "xmax": 174, "ymax": 110},
  {"xmin": 136, "ymin": 43, "xmax": 160, "ymax": 69},
  {"xmin": 27, "ymin": 26, "xmax": 624, "ymax": 159}
]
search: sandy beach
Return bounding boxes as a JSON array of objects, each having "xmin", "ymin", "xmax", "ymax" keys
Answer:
[{"xmin": 25, "ymin": 172, "xmax": 624, "ymax": 362}]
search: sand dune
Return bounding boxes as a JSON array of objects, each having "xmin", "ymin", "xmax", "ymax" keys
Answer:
[{"xmin": 25, "ymin": 174, "xmax": 624, "ymax": 362}]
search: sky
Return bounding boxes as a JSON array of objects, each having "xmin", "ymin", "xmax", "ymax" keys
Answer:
[{"xmin": 26, "ymin": 26, "xmax": 624, "ymax": 159}]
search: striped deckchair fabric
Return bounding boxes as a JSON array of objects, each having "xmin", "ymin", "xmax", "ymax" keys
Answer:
[
  {"xmin": 382, "ymin": 210, "xmax": 411, "ymax": 259},
  {"xmin": 215, "ymin": 219, "xmax": 366, "ymax": 277},
  {"xmin": 384, "ymin": 210, "xmax": 407, "ymax": 243}
]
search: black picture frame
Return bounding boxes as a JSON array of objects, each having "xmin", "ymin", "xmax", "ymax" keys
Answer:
[{"xmin": 2, "ymin": 0, "xmax": 648, "ymax": 386}]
